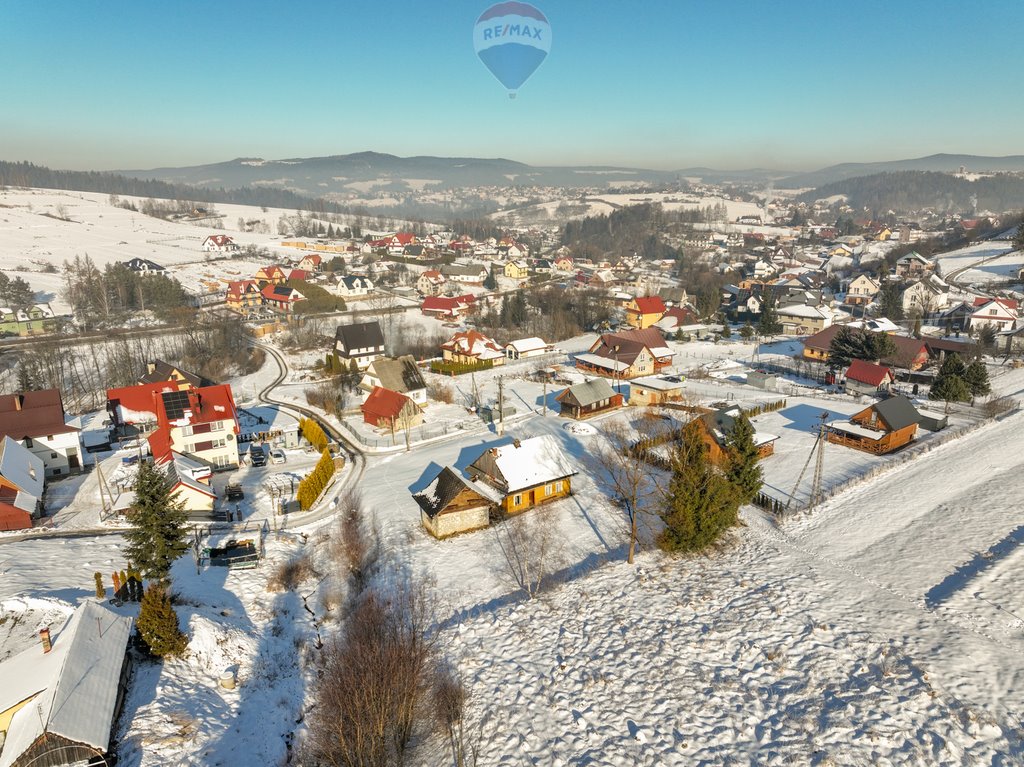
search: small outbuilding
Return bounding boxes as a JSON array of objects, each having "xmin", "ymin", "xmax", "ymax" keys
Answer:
[
  {"xmin": 843, "ymin": 359, "xmax": 895, "ymax": 397},
  {"xmin": 414, "ymin": 467, "xmax": 498, "ymax": 539},
  {"xmin": 628, "ymin": 376, "xmax": 685, "ymax": 406},
  {"xmin": 745, "ymin": 370, "xmax": 777, "ymax": 391}
]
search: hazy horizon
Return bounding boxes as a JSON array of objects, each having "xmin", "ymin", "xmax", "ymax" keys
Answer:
[{"xmin": 3, "ymin": 0, "xmax": 1023, "ymax": 173}]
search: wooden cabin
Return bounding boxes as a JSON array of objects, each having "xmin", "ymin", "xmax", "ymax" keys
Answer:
[
  {"xmin": 414, "ymin": 467, "xmax": 496, "ymax": 539},
  {"xmin": 466, "ymin": 435, "xmax": 575, "ymax": 515},
  {"xmin": 693, "ymin": 406, "xmax": 778, "ymax": 466},
  {"xmin": 827, "ymin": 395, "xmax": 919, "ymax": 455},
  {"xmin": 555, "ymin": 378, "xmax": 623, "ymax": 420}
]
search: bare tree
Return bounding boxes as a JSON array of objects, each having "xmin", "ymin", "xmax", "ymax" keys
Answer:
[
  {"xmin": 587, "ymin": 420, "xmax": 664, "ymax": 564},
  {"xmin": 490, "ymin": 510, "xmax": 561, "ymax": 599}
]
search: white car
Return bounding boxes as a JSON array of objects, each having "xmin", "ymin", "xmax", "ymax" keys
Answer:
[{"xmin": 270, "ymin": 449, "xmax": 286, "ymax": 464}]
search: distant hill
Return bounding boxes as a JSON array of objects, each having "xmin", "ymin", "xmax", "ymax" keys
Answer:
[
  {"xmin": 115, "ymin": 152, "xmax": 791, "ymax": 194},
  {"xmin": 779, "ymin": 154, "xmax": 1024, "ymax": 189},
  {"xmin": 796, "ymin": 171, "xmax": 1024, "ymax": 213}
]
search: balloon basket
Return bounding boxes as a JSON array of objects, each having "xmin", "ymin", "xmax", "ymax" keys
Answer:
[{"xmin": 509, "ymin": 92, "xmax": 517, "ymax": 100}]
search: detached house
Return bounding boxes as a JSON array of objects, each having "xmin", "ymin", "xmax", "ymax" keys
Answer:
[
  {"xmin": 255, "ymin": 264, "xmax": 288, "ymax": 284},
  {"xmin": 969, "ymin": 297, "xmax": 1018, "ymax": 332},
  {"xmin": 894, "ymin": 252, "xmax": 934, "ymax": 279},
  {"xmin": 576, "ymin": 328, "xmax": 674, "ymax": 380},
  {"xmin": 843, "ymin": 360, "xmax": 895, "ymax": 396},
  {"xmin": 441, "ymin": 330, "xmax": 505, "ymax": 366},
  {"xmin": 334, "ymin": 321, "xmax": 386, "ymax": 370},
  {"xmin": 505, "ymin": 337, "xmax": 550, "ymax": 361},
  {"xmin": 421, "ymin": 294, "xmax": 475, "ymax": 320},
  {"xmin": 361, "ymin": 387, "xmax": 423, "ymax": 432},
  {"xmin": 442, "ymin": 263, "xmax": 488, "ymax": 285},
  {"xmin": 827, "ymin": 395, "xmax": 919, "ymax": 455},
  {"xmin": 335, "ymin": 275, "xmax": 374, "ymax": 298},
  {"xmin": 0, "ymin": 389, "xmax": 83, "ymax": 477},
  {"xmin": 845, "ymin": 274, "xmax": 880, "ymax": 305},
  {"xmin": 503, "ymin": 260, "xmax": 530, "ymax": 280},
  {"xmin": 261, "ymin": 284, "xmax": 305, "ymax": 312},
  {"xmin": 202, "ymin": 234, "xmax": 239, "ymax": 252},
  {"xmin": 694, "ymin": 406, "xmax": 778, "ymax": 466},
  {"xmin": 555, "ymin": 378, "xmax": 623, "ymax": 420},
  {"xmin": 0, "ymin": 436, "xmax": 44, "ymax": 531},
  {"xmin": 416, "ymin": 270, "xmax": 446, "ymax": 296},
  {"xmin": 414, "ymin": 466, "xmax": 497, "ymax": 539},
  {"xmin": 297, "ymin": 254, "xmax": 323, "ymax": 272},
  {"xmin": 225, "ymin": 280, "xmax": 262, "ymax": 314},
  {"xmin": 0, "ymin": 304, "xmax": 58, "ymax": 337},
  {"xmin": 625, "ymin": 296, "xmax": 667, "ymax": 329},
  {"xmin": 123, "ymin": 257, "xmax": 165, "ymax": 273},
  {"xmin": 359, "ymin": 355, "xmax": 427, "ymax": 405},
  {"xmin": 465, "ymin": 435, "xmax": 576, "ymax": 515}
]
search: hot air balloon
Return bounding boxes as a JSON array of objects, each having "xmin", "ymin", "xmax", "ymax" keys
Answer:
[{"xmin": 473, "ymin": 2, "xmax": 551, "ymax": 98}]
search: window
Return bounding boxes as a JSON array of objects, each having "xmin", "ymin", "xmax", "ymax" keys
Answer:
[
  {"xmin": 513, "ymin": 494, "xmax": 522, "ymax": 507},
  {"xmin": 556, "ymin": 481, "xmax": 564, "ymax": 493},
  {"xmin": 50, "ymin": 452, "xmax": 57, "ymax": 459},
  {"xmin": 47, "ymin": 435, "xmax": 54, "ymax": 440},
  {"xmin": 544, "ymin": 483, "xmax": 553, "ymax": 496}
]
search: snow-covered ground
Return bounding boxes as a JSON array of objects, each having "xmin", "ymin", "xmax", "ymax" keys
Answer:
[{"xmin": 933, "ymin": 241, "xmax": 1020, "ymax": 286}]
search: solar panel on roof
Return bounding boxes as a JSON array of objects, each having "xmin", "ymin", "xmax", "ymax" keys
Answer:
[{"xmin": 161, "ymin": 390, "xmax": 190, "ymax": 420}]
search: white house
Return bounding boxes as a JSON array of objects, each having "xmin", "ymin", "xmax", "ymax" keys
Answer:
[
  {"xmin": 505, "ymin": 337, "xmax": 551, "ymax": 361},
  {"xmin": 0, "ymin": 390, "xmax": 83, "ymax": 477},
  {"xmin": 969, "ymin": 297, "xmax": 1019, "ymax": 332},
  {"xmin": 201, "ymin": 235, "xmax": 239, "ymax": 252},
  {"xmin": 359, "ymin": 355, "xmax": 428, "ymax": 406},
  {"xmin": 901, "ymin": 275, "xmax": 949, "ymax": 316},
  {"xmin": 336, "ymin": 275, "xmax": 374, "ymax": 298}
]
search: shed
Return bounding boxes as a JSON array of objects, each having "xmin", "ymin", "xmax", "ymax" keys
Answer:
[
  {"xmin": 915, "ymin": 407, "xmax": 948, "ymax": 432},
  {"xmin": 414, "ymin": 467, "xmax": 498, "ymax": 539},
  {"xmin": 628, "ymin": 376, "xmax": 685, "ymax": 406},
  {"xmin": 555, "ymin": 378, "xmax": 623, "ymax": 419},
  {"xmin": 843, "ymin": 360, "xmax": 895, "ymax": 397},
  {"xmin": 745, "ymin": 370, "xmax": 777, "ymax": 391}
]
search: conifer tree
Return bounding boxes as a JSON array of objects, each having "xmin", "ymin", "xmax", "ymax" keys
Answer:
[
  {"xmin": 725, "ymin": 414, "xmax": 763, "ymax": 504},
  {"xmin": 963, "ymin": 359, "xmax": 991, "ymax": 396},
  {"xmin": 658, "ymin": 423, "xmax": 740, "ymax": 553},
  {"xmin": 138, "ymin": 583, "xmax": 188, "ymax": 658},
  {"xmin": 123, "ymin": 460, "xmax": 189, "ymax": 581},
  {"xmin": 94, "ymin": 572, "xmax": 105, "ymax": 600}
]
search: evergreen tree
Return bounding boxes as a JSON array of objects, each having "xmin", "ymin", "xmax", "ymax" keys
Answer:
[
  {"xmin": 829, "ymin": 327, "xmax": 896, "ymax": 366},
  {"xmin": 963, "ymin": 360, "xmax": 991, "ymax": 396},
  {"xmin": 718, "ymin": 314, "xmax": 731, "ymax": 339},
  {"xmin": 94, "ymin": 572, "xmax": 105, "ymax": 600},
  {"xmin": 1013, "ymin": 218, "xmax": 1024, "ymax": 252},
  {"xmin": 878, "ymin": 281, "xmax": 904, "ymax": 320},
  {"xmin": 123, "ymin": 461, "xmax": 189, "ymax": 581},
  {"xmin": 658, "ymin": 423, "xmax": 740, "ymax": 553},
  {"xmin": 740, "ymin": 322, "xmax": 755, "ymax": 340},
  {"xmin": 483, "ymin": 266, "xmax": 498, "ymax": 290},
  {"xmin": 929, "ymin": 353, "xmax": 971, "ymax": 404},
  {"xmin": 977, "ymin": 324, "xmax": 997, "ymax": 352},
  {"xmin": 725, "ymin": 414, "xmax": 763, "ymax": 504},
  {"xmin": 137, "ymin": 583, "xmax": 188, "ymax": 658},
  {"xmin": 757, "ymin": 293, "xmax": 782, "ymax": 336}
]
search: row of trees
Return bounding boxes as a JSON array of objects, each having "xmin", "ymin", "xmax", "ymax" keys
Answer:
[
  {"xmin": 0, "ymin": 271, "xmax": 36, "ymax": 309},
  {"xmin": 929, "ymin": 352, "xmax": 990, "ymax": 404},
  {"xmin": 61, "ymin": 254, "xmax": 189, "ymax": 327},
  {"xmin": 300, "ymin": 417, "xmax": 330, "ymax": 451},
  {"xmin": 297, "ymin": 449, "xmax": 337, "ymax": 510}
]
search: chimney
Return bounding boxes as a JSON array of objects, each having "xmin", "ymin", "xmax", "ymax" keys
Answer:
[
  {"xmin": 40, "ymin": 627, "xmax": 52, "ymax": 653},
  {"xmin": 14, "ymin": 394, "xmax": 24, "ymax": 411}
]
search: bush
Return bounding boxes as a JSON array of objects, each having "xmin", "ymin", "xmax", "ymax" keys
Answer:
[
  {"xmin": 267, "ymin": 554, "xmax": 319, "ymax": 592},
  {"xmin": 427, "ymin": 381, "xmax": 455, "ymax": 404},
  {"xmin": 296, "ymin": 448, "xmax": 336, "ymax": 510},
  {"xmin": 429, "ymin": 359, "xmax": 494, "ymax": 376},
  {"xmin": 299, "ymin": 417, "xmax": 330, "ymax": 451}
]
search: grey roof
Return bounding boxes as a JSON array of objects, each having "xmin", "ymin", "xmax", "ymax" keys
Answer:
[
  {"xmin": 368, "ymin": 355, "xmax": 426, "ymax": 393},
  {"xmin": 138, "ymin": 359, "xmax": 211, "ymax": 388},
  {"xmin": 441, "ymin": 263, "xmax": 485, "ymax": 278},
  {"xmin": 335, "ymin": 321, "xmax": 385, "ymax": 353},
  {"xmin": 338, "ymin": 275, "xmax": 372, "ymax": 290},
  {"xmin": 560, "ymin": 378, "xmax": 616, "ymax": 408},
  {"xmin": 871, "ymin": 395, "xmax": 921, "ymax": 431}
]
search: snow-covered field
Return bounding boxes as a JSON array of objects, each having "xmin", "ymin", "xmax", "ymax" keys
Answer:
[{"xmin": 933, "ymin": 241, "xmax": 1021, "ymax": 286}]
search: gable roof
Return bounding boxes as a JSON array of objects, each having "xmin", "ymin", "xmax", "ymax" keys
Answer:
[
  {"xmin": 0, "ymin": 601, "xmax": 132, "ymax": 767},
  {"xmin": 845, "ymin": 359, "xmax": 893, "ymax": 387},
  {"xmin": 361, "ymin": 386, "xmax": 415, "ymax": 422},
  {"xmin": 335, "ymin": 321, "xmax": 385, "ymax": 353},
  {"xmin": 699, "ymin": 406, "xmax": 778, "ymax": 449},
  {"xmin": 0, "ymin": 436, "xmax": 44, "ymax": 499},
  {"xmin": 589, "ymin": 328, "xmax": 674, "ymax": 365},
  {"xmin": 631, "ymin": 296, "xmax": 666, "ymax": 315},
  {"xmin": 467, "ymin": 435, "xmax": 576, "ymax": 493},
  {"xmin": 0, "ymin": 389, "xmax": 77, "ymax": 441},
  {"xmin": 366, "ymin": 356, "xmax": 426, "ymax": 393},
  {"xmin": 138, "ymin": 359, "xmax": 209, "ymax": 388},
  {"xmin": 556, "ymin": 378, "xmax": 616, "ymax": 408},
  {"xmin": 506, "ymin": 337, "xmax": 548, "ymax": 354},
  {"xmin": 422, "ymin": 295, "xmax": 475, "ymax": 314},
  {"xmin": 203, "ymin": 234, "xmax": 235, "ymax": 247},
  {"xmin": 442, "ymin": 330, "xmax": 504, "ymax": 360},
  {"xmin": 859, "ymin": 395, "xmax": 920, "ymax": 431},
  {"xmin": 412, "ymin": 466, "xmax": 497, "ymax": 519},
  {"xmin": 226, "ymin": 279, "xmax": 260, "ymax": 299},
  {"xmin": 261, "ymin": 284, "xmax": 304, "ymax": 302}
]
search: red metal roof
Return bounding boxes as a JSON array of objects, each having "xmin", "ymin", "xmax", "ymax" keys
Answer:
[
  {"xmin": 845, "ymin": 359, "xmax": 893, "ymax": 387},
  {"xmin": 631, "ymin": 296, "xmax": 666, "ymax": 315},
  {"xmin": 361, "ymin": 386, "xmax": 412, "ymax": 422}
]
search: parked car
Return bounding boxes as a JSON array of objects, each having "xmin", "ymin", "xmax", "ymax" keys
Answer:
[
  {"xmin": 225, "ymin": 484, "xmax": 244, "ymax": 501},
  {"xmin": 249, "ymin": 447, "xmax": 267, "ymax": 467},
  {"xmin": 270, "ymin": 449, "xmax": 286, "ymax": 464}
]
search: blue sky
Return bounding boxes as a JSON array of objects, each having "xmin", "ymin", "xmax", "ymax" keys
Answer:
[{"xmin": 2, "ymin": 0, "xmax": 1022, "ymax": 172}]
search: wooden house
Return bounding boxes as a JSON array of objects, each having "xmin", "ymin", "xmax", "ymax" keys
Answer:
[
  {"xmin": 466, "ymin": 435, "xmax": 575, "ymax": 515},
  {"xmin": 361, "ymin": 387, "xmax": 422, "ymax": 432},
  {"xmin": 827, "ymin": 395, "xmax": 919, "ymax": 455},
  {"xmin": 625, "ymin": 296, "xmax": 666, "ymax": 329},
  {"xmin": 694, "ymin": 406, "xmax": 778, "ymax": 466},
  {"xmin": 414, "ymin": 466, "xmax": 497, "ymax": 539},
  {"xmin": 555, "ymin": 378, "xmax": 623, "ymax": 420},
  {"xmin": 575, "ymin": 329, "xmax": 674, "ymax": 380}
]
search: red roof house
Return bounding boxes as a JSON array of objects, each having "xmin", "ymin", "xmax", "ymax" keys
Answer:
[
  {"xmin": 361, "ymin": 387, "xmax": 422, "ymax": 431},
  {"xmin": 844, "ymin": 360, "xmax": 895, "ymax": 395},
  {"xmin": 421, "ymin": 294, "xmax": 476, "ymax": 319}
]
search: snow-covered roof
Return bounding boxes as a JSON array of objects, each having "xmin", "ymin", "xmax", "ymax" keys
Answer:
[
  {"xmin": 828, "ymin": 420, "xmax": 884, "ymax": 441},
  {"xmin": 778, "ymin": 304, "xmax": 832, "ymax": 320},
  {"xmin": 0, "ymin": 436, "xmax": 44, "ymax": 499},
  {"xmin": 574, "ymin": 353, "xmax": 630, "ymax": 372},
  {"xmin": 630, "ymin": 375, "xmax": 684, "ymax": 391},
  {"xmin": 0, "ymin": 601, "xmax": 132, "ymax": 767},
  {"xmin": 470, "ymin": 435, "xmax": 576, "ymax": 493},
  {"xmin": 506, "ymin": 337, "xmax": 548, "ymax": 354}
]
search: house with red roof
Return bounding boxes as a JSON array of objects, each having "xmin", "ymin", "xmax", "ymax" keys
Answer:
[
  {"xmin": 625, "ymin": 296, "xmax": 667, "ymax": 329},
  {"xmin": 361, "ymin": 387, "xmax": 423, "ymax": 432},
  {"xmin": 297, "ymin": 254, "xmax": 323, "ymax": 272},
  {"xmin": 0, "ymin": 389, "xmax": 82, "ymax": 478},
  {"xmin": 225, "ymin": 280, "xmax": 262, "ymax": 314},
  {"xmin": 441, "ymin": 330, "xmax": 505, "ymax": 366},
  {"xmin": 576, "ymin": 328, "xmax": 675, "ymax": 379},
  {"xmin": 969, "ymin": 297, "xmax": 1019, "ymax": 332},
  {"xmin": 421, "ymin": 294, "xmax": 476, "ymax": 320},
  {"xmin": 261, "ymin": 284, "xmax": 305, "ymax": 313},
  {"xmin": 843, "ymin": 360, "xmax": 895, "ymax": 397},
  {"xmin": 202, "ymin": 234, "xmax": 239, "ymax": 252},
  {"xmin": 106, "ymin": 380, "xmax": 240, "ymax": 511},
  {"xmin": 416, "ymin": 270, "xmax": 447, "ymax": 296},
  {"xmin": 288, "ymin": 269, "xmax": 312, "ymax": 282},
  {"xmin": 255, "ymin": 265, "xmax": 288, "ymax": 285}
]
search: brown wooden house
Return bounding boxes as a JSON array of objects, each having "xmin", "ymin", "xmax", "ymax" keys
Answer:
[
  {"xmin": 693, "ymin": 406, "xmax": 778, "ymax": 466},
  {"xmin": 466, "ymin": 435, "xmax": 575, "ymax": 515},
  {"xmin": 555, "ymin": 378, "xmax": 623, "ymax": 420},
  {"xmin": 827, "ymin": 395, "xmax": 919, "ymax": 455}
]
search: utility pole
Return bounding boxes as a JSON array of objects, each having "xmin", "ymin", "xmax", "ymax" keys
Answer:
[
  {"xmin": 542, "ymin": 376, "xmax": 547, "ymax": 417},
  {"xmin": 95, "ymin": 458, "xmax": 112, "ymax": 522},
  {"xmin": 498, "ymin": 376, "xmax": 505, "ymax": 435}
]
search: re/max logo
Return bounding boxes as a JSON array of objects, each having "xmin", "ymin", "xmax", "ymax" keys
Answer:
[{"xmin": 482, "ymin": 23, "xmax": 543, "ymax": 41}]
